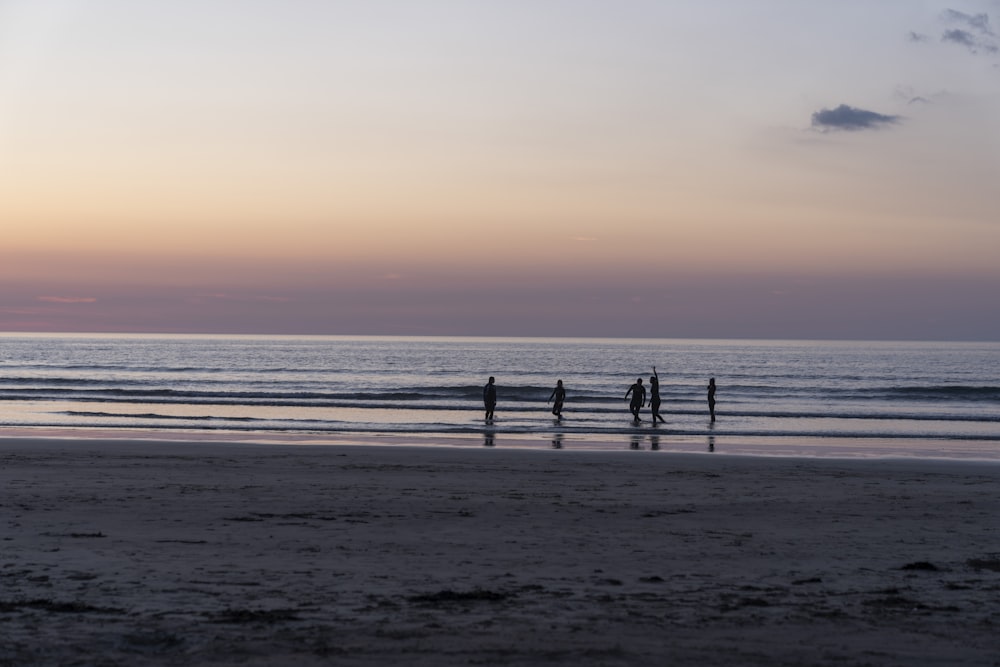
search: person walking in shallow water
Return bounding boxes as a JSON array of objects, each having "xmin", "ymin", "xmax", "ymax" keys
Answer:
[
  {"xmin": 483, "ymin": 376, "xmax": 496, "ymax": 421},
  {"xmin": 625, "ymin": 377, "xmax": 645, "ymax": 422},
  {"xmin": 548, "ymin": 379, "xmax": 566, "ymax": 419},
  {"xmin": 649, "ymin": 366, "xmax": 666, "ymax": 424},
  {"xmin": 707, "ymin": 377, "xmax": 717, "ymax": 423}
]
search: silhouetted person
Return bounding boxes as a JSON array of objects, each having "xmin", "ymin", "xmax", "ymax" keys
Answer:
[
  {"xmin": 649, "ymin": 366, "xmax": 666, "ymax": 424},
  {"xmin": 548, "ymin": 379, "xmax": 565, "ymax": 419},
  {"xmin": 708, "ymin": 377, "xmax": 716, "ymax": 422},
  {"xmin": 625, "ymin": 377, "xmax": 645, "ymax": 422},
  {"xmin": 483, "ymin": 376, "xmax": 496, "ymax": 421}
]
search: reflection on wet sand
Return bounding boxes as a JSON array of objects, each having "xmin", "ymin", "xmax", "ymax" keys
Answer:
[
  {"xmin": 628, "ymin": 434, "xmax": 664, "ymax": 450},
  {"xmin": 479, "ymin": 430, "xmax": 720, "ymax": 452}
]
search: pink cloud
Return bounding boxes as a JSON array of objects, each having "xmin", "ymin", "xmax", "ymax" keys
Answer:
[
  {"xmin": 195, "ymin": 293, "xmax": 291, "ymax": 303},
  {"xmin": 0, "ymin": 307, "xmax": 45, "ymax": 315},
  {"xmin": 37, "ymin": 296, "xmax": 98, "ymax": 304}
]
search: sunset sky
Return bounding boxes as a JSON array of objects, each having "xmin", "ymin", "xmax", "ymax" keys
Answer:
[{"xmin": 2, "ymin": 1, "xmax": 998, "ymax": 339}]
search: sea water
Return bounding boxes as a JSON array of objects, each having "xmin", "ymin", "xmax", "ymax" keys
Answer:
[{"xmin": 1, "ymin": 333, "xmax": 998, "ymax": 458}]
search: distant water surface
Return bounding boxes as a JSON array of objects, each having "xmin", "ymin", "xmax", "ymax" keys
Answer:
[{"xmin": 1, "ymin": 334, "xmax": 998, "ymax": 459}]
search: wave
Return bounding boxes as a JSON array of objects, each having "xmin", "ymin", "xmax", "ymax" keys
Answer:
[
  {"xmin": 61, "ymin": 411, "xmax": 336, "ymax": 424},
  {"xmin": 638, "ymin": 408, "xmax": 1000, "ymax": 423},
  {"xmin": 877, "ymin": 386, "xmax": 1000, "ymax": 402},
  {"xmin": 1, "ymin": 364, "xmax": 344, "ymax": 375},
  {"xmin": 4, "ymin": 416, "xmax": 999, "ymax": 444},
  {"xmin": 2, "ymin": 390, "xmax": 998, "ymax": 424},
  {"xmin": 0, "ymin": 384, "xmax": 611, "ymax": 403},
  {"xmin": 5, "ymin": 376, "xmax": 996, "ymax": 399}
]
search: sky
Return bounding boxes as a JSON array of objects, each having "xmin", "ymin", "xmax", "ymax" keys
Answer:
[{"xmin": 1, "ymin": 1, "xmax": 998, "ymax": 340}]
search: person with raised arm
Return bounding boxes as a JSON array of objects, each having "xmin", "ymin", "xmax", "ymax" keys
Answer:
[{"xmin": 649, "ymin": 366, "xmax": 666, "ymax": 424}]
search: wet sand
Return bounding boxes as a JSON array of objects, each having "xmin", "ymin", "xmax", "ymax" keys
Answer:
[{"xmin": 1, "ymin": 438, "xmax": 998, "ymax": 666}]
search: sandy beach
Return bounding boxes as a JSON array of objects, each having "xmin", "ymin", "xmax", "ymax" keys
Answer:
[{"xmin": 1, "ymin": 438, "xmax": 998, "ymax": 666}]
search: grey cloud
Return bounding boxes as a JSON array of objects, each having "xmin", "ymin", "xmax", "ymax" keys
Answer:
[
  {"xmin": 943, "ymin": 28, "xmax": 978, "ymax": 47},
  {"xmin": 939, "ymin": 9, "xmax": 999, "ymax": 53},
  {"xmin": 907, "ymin": 31, "xmax": 930, "ymax": 42},
  {"xmin": 942, "ymin": 27, "xmax": 999, "ymax": 53},
  {"xmin": 810, "ymin": 104, "xmax": 901, "ymax": 132},
  {"xmin": 893, "ymin": 85, "xmax": 932, "ymax": 107},
  {"xmin": 942, "ymin": 9, "xmax": 994, "ymax": 35}
]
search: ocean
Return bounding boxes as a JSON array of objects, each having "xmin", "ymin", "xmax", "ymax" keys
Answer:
[{"xmin": 1, "ymin": 333, "xmax": 998, "ymax": 459}]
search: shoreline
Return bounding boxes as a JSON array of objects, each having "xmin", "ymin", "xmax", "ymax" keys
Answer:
[
  {"xmin": 3, "ymin": 425, "xmax": 1000, "ymax": 463},
  {"xmin": 3, "ymin": 433, "xmax": 1000, "ymax": 472},
  {"xmin": 1, "ymin": 438, "xmax": 998, "ymax": 665}
]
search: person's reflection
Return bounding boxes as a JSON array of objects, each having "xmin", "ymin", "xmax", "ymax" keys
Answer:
[
  {"xmin": 707, "ymin": 436, "xmax": 716, "ymax": 453},
  {"xmin": 551, "ymin": 432, "xmax": 564, "ymax": 449},
  {"xmin": 483, "ymin": 432, "xmax": 495, "ymax": 447},
  {"xmin": 629, "ymin": 434, "xmax": 641, "ymax": 450},
  {"xmin": 650, "ymin": 434, "xmax": 660, "ymax": 451}
]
